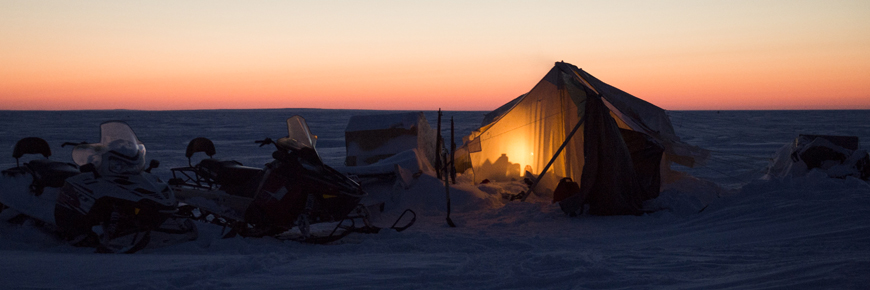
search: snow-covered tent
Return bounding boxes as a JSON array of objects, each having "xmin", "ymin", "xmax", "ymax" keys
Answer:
[
  {"xmin": 458, "ymin": 62, "xmax": 708, "ymax": 215},
  {"xmin": 344, "ymin": 112, "xmax": 436, "ymax": 167},
  {"xmin": 766, "ymin": 134, "xmax": 870, "ymax": 180}
]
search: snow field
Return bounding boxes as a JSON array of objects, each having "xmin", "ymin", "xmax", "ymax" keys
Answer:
[{"xmin": 0, "ymin": 109, "xmax": 868, "ymax": 289}]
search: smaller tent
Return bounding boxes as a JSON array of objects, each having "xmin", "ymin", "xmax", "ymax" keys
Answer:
[{"xmin": 344, "ymin": 112, "xmax": 437, "ymax": 167}]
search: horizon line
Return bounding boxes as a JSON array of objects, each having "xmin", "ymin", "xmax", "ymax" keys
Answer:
[{"xmin": 3, "ymin": 107, "xmax": 870, "ymax": 112}]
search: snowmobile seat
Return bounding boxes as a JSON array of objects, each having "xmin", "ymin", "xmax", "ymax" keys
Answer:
[
  {"xmin": 196, "ymin": 159, "xmax": 263, "ymax": 187},
  {"xmin": 25, "ymin": 159, "xmax": 81, "ymax": 188},
  {"xmin": 3, "ymin": 137, "xmax": 80, "ymax": 194},
  {"xmin": 195, "ymin": 159, "xmax": 263, "ymax": 198}
]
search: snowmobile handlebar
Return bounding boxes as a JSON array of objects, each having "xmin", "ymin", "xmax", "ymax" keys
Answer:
[
  {"xmin": 61, "ymin": 141, "xmax": 88, "ymax": 148},
  {"xmin": 254, "ymin": 138, "xmax": 274, "ymax": 147}
]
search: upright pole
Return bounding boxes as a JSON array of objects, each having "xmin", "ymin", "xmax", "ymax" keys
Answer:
[
  {"xmin": 439, "ymin": 111, "xmax": 455, "ymax": 227},
  {"xmin": 444, "ymin": 153, "xmax": 456, "ymax": 227},
  {"xmin": 435, "ymin": 109, "xmax": 443, "ymax": 179},
  {"xmin": 450, "ymin": 117, "xmax": 456, "ymax": 184}
]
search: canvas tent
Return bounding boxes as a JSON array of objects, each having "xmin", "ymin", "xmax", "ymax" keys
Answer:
[
  {"xmin": 345, "ymin": 112, "xmax": 437, "ymax": 167},
  {"xmin": 458, "ymin": 62, "xmax": 708, "ymax": 215}
]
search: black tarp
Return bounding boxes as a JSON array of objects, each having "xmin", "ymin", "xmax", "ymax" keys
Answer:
[
  {"xmin": 620, "ymin": 129, "xmax": 665, "ymax": 201},
  {"xmin": 559, "ymin": 92, "xmax": 646, "ymax": 216}
]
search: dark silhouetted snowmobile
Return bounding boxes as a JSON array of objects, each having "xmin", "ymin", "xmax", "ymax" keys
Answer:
[
  {"xmin": 169, "ymin": 116, "xmax": 414, "ymax": 244},
  {"xmin": 0, "ymin": 121, "xmax": 197, "ymax": 253}
]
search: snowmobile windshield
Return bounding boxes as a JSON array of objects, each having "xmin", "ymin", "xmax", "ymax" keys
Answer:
[
  {"xmin": 71, "ymin": 122, "xmax": 146, "ymax": 173},
  {"xmin": 278, "ymin": 115, "xmax": 317, "ymax": 151}
]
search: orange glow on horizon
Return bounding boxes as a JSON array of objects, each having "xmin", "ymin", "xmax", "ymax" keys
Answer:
[
  {"xmin": 1, "ymin": 1, "xmax": 868, "ymax": 111},
  {"xmin": 4, "ymin": 58, "xmax": 867, "ymax": 111}
]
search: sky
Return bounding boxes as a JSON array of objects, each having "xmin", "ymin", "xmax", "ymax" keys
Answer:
[{"xmin": 1, "ymin": 0, "xmax": 869, "ymax": 111}]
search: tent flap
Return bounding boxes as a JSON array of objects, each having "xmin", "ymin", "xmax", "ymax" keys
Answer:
[{"xmin": 560, "ymin": 92, "xmax": 644, "ymax": 216}]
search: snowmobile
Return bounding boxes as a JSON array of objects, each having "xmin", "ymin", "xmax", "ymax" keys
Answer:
[
  {"xmin": 168, "ymin": 115, "xmax": 415, "ymax": 243},
  {"xmin": 0, "ymin": 121, "xmax": 197, "ymax": 253}
]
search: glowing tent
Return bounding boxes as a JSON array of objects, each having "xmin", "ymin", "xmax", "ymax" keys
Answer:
[{"xmin": 458, "ymin": 62, "xmax": 708, "ymax": 215}]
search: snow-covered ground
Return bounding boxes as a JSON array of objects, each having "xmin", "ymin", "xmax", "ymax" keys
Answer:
[{"xmin": 1, "ymin": 109, "xmax": 869, "ymax": 289}]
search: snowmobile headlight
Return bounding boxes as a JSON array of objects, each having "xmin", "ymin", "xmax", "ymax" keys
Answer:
[
  {"xmin": 107, "ymin": 155, "xmax": 142, "ymax": 175},
  {"xmin": 161, "ymin": 187, "xmax": 172, "ymax": 199}
]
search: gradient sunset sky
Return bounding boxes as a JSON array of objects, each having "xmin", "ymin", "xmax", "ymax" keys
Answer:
[{"xmin": 2, "ymin": 0, "xmax": 868, "ymax": 111}]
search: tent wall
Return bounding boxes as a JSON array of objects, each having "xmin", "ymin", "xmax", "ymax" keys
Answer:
[
  {"xmin": 481, "ymin": 94, "xmax": 525, "ymax": 126},
  {"xmin": 469, "ymin": 67, "xmax": 563, "ymax": 182},
  {"xmin": 579, "ymin": 70, "xmax": 709, "ymax": 167},
  {"xmin": 467, "ymin": 65, "xmax": 585, "ymax": 192}
]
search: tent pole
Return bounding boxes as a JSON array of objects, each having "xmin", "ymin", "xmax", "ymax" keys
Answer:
[
  {"xmin": 445, "ymin": 115, "xmax": 456, "ymax": 227},
  {"xmin": 436, "ymin": 109, "xmax": 443, "ymax": 179},
  {"xmin": 519, "ymin": 113, "xmax": 586, "ymax": 202},
  {"xmin": 444, "ymin": 154, "xmax": 456, "ymax": 227},
  {"xmin": 450, "ymin": 117, "xmax": 456, "ymax": 184}
]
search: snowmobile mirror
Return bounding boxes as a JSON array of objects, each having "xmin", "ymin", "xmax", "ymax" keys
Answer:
[
  {"xmin": 145, "ymin": 159, "xmax": 160, "ymax": 173},
  {"xmin": 255, "ymin": 138, "xmax": 273, "ymax": 147}
]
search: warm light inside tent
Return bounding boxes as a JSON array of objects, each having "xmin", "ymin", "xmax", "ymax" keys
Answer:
[
  {"xmin": 504, "ymin": 139, "xmax": 532, "ymax": 174},
  {"xmin": 469, "ymin": 63, "xmax": 598, "ymax": 185}
]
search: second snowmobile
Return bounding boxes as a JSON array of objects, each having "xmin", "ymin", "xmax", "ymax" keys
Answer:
[{"xmin": 169, "ymin": 115, "xmax": 415, "ymax": 243}]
